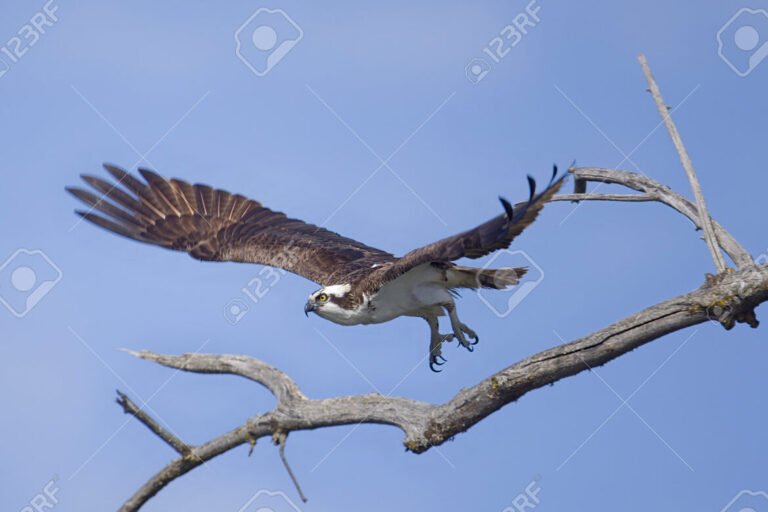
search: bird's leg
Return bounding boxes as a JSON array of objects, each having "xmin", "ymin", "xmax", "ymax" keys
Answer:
[
  {"xmin": 443, "ymin": 302, "xmax": 480, "ymax": 352},
  {"xmin": 460, "ymin": 322, "xmax": 479, "ymax": 343},
  {"xmin": 425, "ymin": 316, "xmax": 453, "ymax": 372}
]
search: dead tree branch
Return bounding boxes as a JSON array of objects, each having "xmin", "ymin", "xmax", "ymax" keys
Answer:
[
  {"xmin": 275, "ymin": 432, "xmax": 308, "ymax": 503},
  {"xmin": 116, "ymin": 391, "xmax": 192, "ymax": 457},
  {"xmin": 115, "ymin": 63, "xmax": 766, "ymax": 511},
  {"xmin": 118, "ymin": 258, "xmax": 768, "ymax": 511},
  {"xmin": 551, "ymin": 167, "xmax": 753, "ymax": 269},
  {"xmin": 638, "ymin": 53, "xmax": 728, "ymax": 272}
]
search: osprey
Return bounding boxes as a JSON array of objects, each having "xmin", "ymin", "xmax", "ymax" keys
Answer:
[{"xmin": 68, "ymin": 165, "xmax": 565, "ymax": 371}]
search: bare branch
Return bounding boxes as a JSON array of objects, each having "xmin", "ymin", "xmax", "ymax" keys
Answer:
[
  {"xmin": 552, "ymin": 193, "xmax": 656, "ymax": 202},
  {"xmin": 638, "ymin": 54, "xmax": 728, "ymax": 272},
  {"xmin": 122, "ymin": 349, "xmax": 306, "ymax": 404},
  {"xmin": 114, "ymin": 62, "xmax": 764, "ymax": 512},
  {"xmin": 275, "ymin": 432, "xmax": 308, "ymax": 503},
  {"xmin": 556, "ymin": 167, "xmax": 753, "ymax": 269},
  {"xmin": 116, "ymin": 391, "xmax": 192, "ymax": 456},
  {"xmin": 118, "ymin": 263, "xmax": 768, "ymax": 511},
  {"xmin": 119, "ymin": 422, "xmax": 255, "ymax": 512}
]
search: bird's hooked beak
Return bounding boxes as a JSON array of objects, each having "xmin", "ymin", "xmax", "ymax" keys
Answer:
[{"xmin": 304, "ymin": 301, "xmax": 316, "ymax": 317}]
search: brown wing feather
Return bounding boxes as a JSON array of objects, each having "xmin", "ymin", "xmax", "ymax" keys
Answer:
[
  {"xmin": 67, "ymin": 165, "xmax": 394, "ymax": 285},
  {"xmin": 362, "ymin": 168, "xmax": 566, "ymax": 289}
]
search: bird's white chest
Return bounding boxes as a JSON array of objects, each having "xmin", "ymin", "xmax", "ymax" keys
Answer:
[
  {"xmin": 359, "ymin": 264, "xmax": 452, "ymax": 324},
  {"xmin": 315, "ymin": 264, "xmax": 452, "ymax": 326}
]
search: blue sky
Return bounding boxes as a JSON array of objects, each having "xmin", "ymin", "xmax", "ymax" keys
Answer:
[{"xmin": 1, "ymin": 1, "xmax": 767, "ymax": 511}]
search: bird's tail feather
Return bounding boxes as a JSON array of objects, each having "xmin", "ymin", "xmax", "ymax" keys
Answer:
[{"xmin": 447, "ymin": 265, "xmax": 527, "ymax": 290}]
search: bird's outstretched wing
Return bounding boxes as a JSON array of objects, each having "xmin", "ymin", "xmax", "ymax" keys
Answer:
[
  {"xmin": 67, "ymin": 165, "xmax": 394, "ymax": 285},
  {"xmin": 363, "ymin": 167, "xmax": 566, "ymax": 289}
]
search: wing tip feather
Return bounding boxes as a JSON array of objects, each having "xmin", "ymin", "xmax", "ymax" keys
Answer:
[
  {"xmin": 498, "ymin": 196, "xmax": 514, "ymax": 219},
  {"xmin": 138, "ymin": 167, "xmax": 162, "ymax": 183},
  {"xmin": 102, "ymin": 162, "xmax": 125, "ymax": 175},
  {"xmin": 526, "ymin": 175, "xmax": 536, "ymax": 202}
]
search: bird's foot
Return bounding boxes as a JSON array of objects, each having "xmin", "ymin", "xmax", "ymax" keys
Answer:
[
  {"xmin": 454, "ymin": 323, "xmax": 479, "ymax": 352},
  {"xmin": 429, "ymin": 333, "xmax": 454, "ymax": 372},
  {"xmin": 461, "ymin": 323, "xmax": 479, "ymax": 345},
  {"xmin": 429, "ymin": 353, "xmax": 447, "ymax": 372}
]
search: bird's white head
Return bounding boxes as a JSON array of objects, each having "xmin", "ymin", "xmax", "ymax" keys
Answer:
[{"xmin": 304, "ymin": 284, "xmax": 358, "ymax": 324}]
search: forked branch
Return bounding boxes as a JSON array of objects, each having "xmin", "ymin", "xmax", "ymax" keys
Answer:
[
  {"xmin": 116, "ymin": 59, "xmax": 765, "ymax": 511},
  {"xmin": 551, "ymin": 167, "xmax": 753, "ymax": 269},
  {"xmin": 119, "ymin": 259, "xmax": 767, "ymax": 511},
  {"xmin": 638, "ymin": 53, "xmax": 728, "ymax": 272}
]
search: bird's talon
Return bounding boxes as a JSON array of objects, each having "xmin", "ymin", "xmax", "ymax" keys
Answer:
[
  {"xmin": 455, "ymin": 337, "xmax": 474, "ymax": 352},
  {"xmin": 429, "ymin": 355, "xmax": 446, "ymax": 372}
]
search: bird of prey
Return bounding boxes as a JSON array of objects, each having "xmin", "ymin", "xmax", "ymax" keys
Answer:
[{"xmin": 67, "ymin": 165, "xmax": 565, "ymax": 371}]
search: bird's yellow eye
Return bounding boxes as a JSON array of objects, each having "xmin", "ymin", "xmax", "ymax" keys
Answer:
[{"xmin": 317, "ymin": 293, "xmax": 329, "ymax": 302}]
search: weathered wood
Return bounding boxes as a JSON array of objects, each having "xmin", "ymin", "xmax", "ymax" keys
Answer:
[{"xmin": 118, "ymin": 262, "xmax": 767, "ymax": 511}]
